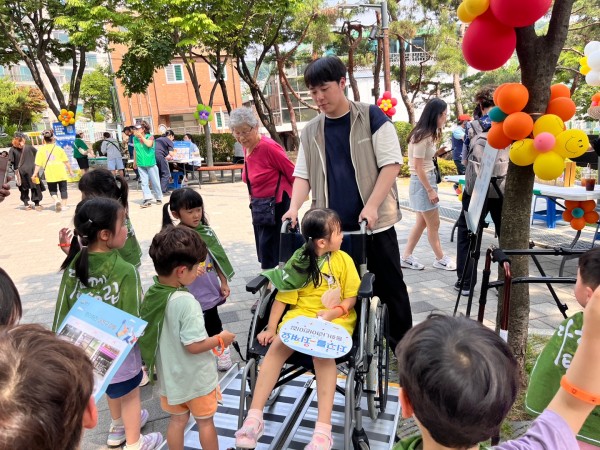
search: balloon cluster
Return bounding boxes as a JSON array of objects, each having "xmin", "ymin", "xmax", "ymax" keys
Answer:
[
  {"xmin": 377, "ymin": 91, "xmax": 397, "ymax": 118},
  {"xmin": 580, "ymin": 41, "xmax": 600, "ymax": 86},
  {"xmin": 562, "ymin": 200, "xmax": 599, "ymax": 231},
  {"xmin": 588, "ymin": 92, "xmax": 600, "ymax": 120},
  {"xmin": 194, "ymin": 104, "xmax": 213, "ymax": 126},
  {"xmin": 58, "ymin": 109, "xmax": 75, "ymax": 126},
  {"xmin": 459, "ymin": 0, "xmax": 552, "ymax": 71}
]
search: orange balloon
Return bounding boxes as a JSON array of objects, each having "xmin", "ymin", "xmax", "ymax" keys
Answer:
[
  {"xmin": 546, "ymin": 97, "xmax": 576, "ymax": 122},
  {"xmin": 565, "ymin": 200, "xmax": 580, "ymax": 210},
  {"xmin": 493, "ymin": 84, "xmax": 508, "ymax": 105},
  {"xmin": 562, "ymin": 210, "xmax": 573, "ymax": 222},
  {"xmin": 581, "ymin": 200, "xmax": 597, "ymax": 212},
  {"xmin": 592, "ymin": 93, "xmax": 600, "ymax": 103},
  {"xmin": 503, "ymin": 112, "xmax": 534, "ymax": 140},
  {"xmin": 549, "ymin": 84, "xmax": 571, "ymax": 101},
  {"xmin": 585, "ymin": 211, "xmax": 599, "ymax": 223},
  {"xmin": 571, "ymin": 217, "xmax": 586, "ymax": 231},
  {"xmin": 496, "ymin": 83, "xmax": 529, "ymax": 114},
  {"xmin": 488, "ymin": 122, "xmax": 514, "ymax": 149}
]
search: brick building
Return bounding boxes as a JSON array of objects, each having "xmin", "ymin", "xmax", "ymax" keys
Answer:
[{"xmin": 109, "ymin": 44, "xmax": 243, "ymax": 134}]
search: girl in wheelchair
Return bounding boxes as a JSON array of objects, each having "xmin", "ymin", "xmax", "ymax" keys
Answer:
[{"xmin": 235, "ymin": 208, "xmax": 360, "ymax": 450}]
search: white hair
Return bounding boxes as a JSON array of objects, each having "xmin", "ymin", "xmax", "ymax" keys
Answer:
[{"xmin": 229, "ymin": 108, "xmax": 259, "ymax": 129}]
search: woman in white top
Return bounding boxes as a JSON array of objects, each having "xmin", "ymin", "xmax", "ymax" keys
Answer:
[{"xmin": 401, "ymin": 98, "xmax": 456, "ymax": 271}]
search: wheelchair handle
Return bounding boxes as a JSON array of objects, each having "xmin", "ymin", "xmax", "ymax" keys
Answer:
[
  {"xmin": 280, "ymin": 218, "xmax": 297, "ymax": 234},
  {"xmin": 359, "ymin": 219, "xmax": 368, "ymax": 234}
]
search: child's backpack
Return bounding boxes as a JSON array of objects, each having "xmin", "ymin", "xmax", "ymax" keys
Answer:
[{"xmin": 464, "ymin": 119, "xmax": 510, "ymax": 198}]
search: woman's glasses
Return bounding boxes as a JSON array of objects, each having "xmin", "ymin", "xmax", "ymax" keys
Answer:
[{"xmin": 232, "ymin": 126, "xmax": 255, "ymax": 137}]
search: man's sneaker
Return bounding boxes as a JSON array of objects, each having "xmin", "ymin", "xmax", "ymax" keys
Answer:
[
  {"xmin": 34, "ymin": 205, "xmax": 43, "ymax": 211},
  {"xmin": 433, "ymin": 255, "xmax": 456, "ymax": 271},
  {"xmin": 140, "ymin": 200, "xmax": 152, "ymax": 208},
  {"xmin": 55, "ymin": 200, "xmax": 62, "ymax": 212},
  {"xmin": 106, "ymin": 409, "xmax": 150, "ymax": 447},
  {"xmin": 155, "ymin": 199, "xmax": 162, "ymax": 205},
  {"xmin": 454, "ymin": 280, "xmax": 470, "ymax": 297},
  {"xmin": 123, "ymin": 433, "xmax": 164, "ymax": 450},
  {"xmin": 400, "ymin": 255, "xmax": 425, "ymax": 270},
  {"xmin": 217, "ymin": 346, "xmax": 233, "ymax": 371}
]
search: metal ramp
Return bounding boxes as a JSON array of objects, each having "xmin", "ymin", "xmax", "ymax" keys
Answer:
[{"xmin": 165, "ymin": 364, "xmax": 400, "ymax": 450}]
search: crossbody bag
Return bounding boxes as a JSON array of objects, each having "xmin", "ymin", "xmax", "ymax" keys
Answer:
[{"xmin": 245, "ymin": 159, "xmax": 282, "ymax": 226}]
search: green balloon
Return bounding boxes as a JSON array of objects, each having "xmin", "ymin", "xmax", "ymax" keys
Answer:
[{"xmin": 489, "ymin": 106, "xmax": 508, "ymax": 123}]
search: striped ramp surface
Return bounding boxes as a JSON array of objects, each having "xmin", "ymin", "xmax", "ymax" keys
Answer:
[{"xmin": 165, "ymin": 365, "xmax": 400, "ymax": 450}]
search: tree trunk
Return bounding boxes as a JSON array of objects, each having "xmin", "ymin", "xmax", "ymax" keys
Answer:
[
  {"xmin": 395, "ymin": 35, "xmax": 415, "ymax": 125},
  {"xmin": 453, "ymin": 73, "xmax": 464, "ymax": 117},
  {"xmin": 499, "ymin": 0, "xmax": 576, "ymax": 383},
  {"xmin": 372, "ymin": 12, "xmax": 383, "ymax": 103},
  {"xmin": 275, "ymin": 45, "xmax": 299, "ymax": 152}
]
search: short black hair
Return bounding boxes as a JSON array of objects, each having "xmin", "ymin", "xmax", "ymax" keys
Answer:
[
  {"xmin": 304, "ymin": 56, "xmax": 347, "ymax": 89},
  {"xmin": 103, "ymin": 132, "xmax": 111, "ymax": 138},
  {"xmin": 578, "ymin": 247, "xmax": 600, "ymax": 289},
  {"xmin": 474, "ymin": 86, "xmax": 496, "ymax": 109},
  {"xmin": 165, "ymin": 130, "xmax": 175, "ymax": 137},
  {"xmin": 395, "ymin": 315, "xmax": 519, "ymax": 448},
  {"xmin": 0, "ymin": 268, "xmax": 22, "ymax": 325},
  {"xmin": 149, "ymin": 226, "xmax": 208, "ymax": 276}
]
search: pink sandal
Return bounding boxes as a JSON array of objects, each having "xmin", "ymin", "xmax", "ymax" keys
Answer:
[
  {"xmin": 234, "ymin": 415, "xmax": 264, "ymax": 449},
  {"xmin": 304, "ymin": 429, "xmax": 333, "ymax": 450}
]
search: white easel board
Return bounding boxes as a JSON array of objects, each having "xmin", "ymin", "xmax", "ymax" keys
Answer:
[{"xmin": 464, "ymin": 143, "xmax": 499, "ymax": 233}]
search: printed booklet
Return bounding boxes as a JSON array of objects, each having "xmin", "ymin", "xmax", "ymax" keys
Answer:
[{"xmin": 55, "ymin": 294, "xmax": 147, "ymax": 402}]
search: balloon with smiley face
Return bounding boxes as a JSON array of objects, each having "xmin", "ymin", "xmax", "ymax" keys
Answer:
[{"xmin": 553, "ymin": 130, "xmax": 590, "ymax": 159}]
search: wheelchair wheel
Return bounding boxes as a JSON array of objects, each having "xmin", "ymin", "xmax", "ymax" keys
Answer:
[
  {"xmin": 366, "ymin": 297, "xmax": 390, "ymax": 420},
  {"xmin": 352, "ymin": 428, "xmax": 370, "ymax": 450}
]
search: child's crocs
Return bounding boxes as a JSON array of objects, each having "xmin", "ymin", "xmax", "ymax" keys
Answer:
[
  {"xmin": 234, "ymin": 416, "xmax": 264, "ymax": 449},
  {"xmin": 304, "ymin": 430, "xmax": 333, "ymax": 450}
]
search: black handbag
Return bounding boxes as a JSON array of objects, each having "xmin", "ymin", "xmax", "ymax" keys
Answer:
[
  {"xmin": 433, "ymin": 157, "xmax": 442, "ymax": 184},
  {"xmin": 245, "ymin": 160, "xmax": 281, "ymax": 226}
]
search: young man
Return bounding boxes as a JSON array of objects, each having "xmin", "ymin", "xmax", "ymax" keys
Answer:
[
  {"xmin": 282, "ymin": 56, "xmax": 412, "ymax": 349},
  {"xmin": 0, "ymin": 324, "xmax": 97, "ymax": 450}
]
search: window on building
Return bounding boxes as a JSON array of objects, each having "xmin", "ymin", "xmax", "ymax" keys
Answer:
[
  {"xmin": 209, "ymin": 66, "xmax": 228, "ymax": 82},
  {"xmin": 165, "ymin": 64, "xmax": 185, "ymax": 83},
  {"xmin": 214, "ymin": 111, "xmax": 230, "ymax": 130},
  {"xmin": 0, "ymin": 66, "xmax": 4, "ymax": 77},
  {"xmin": 19, "ymin": 66, "xmax": 33, "ymax": 82},
  {"xmin": 86, "ymin": 53, "xmax": 98, "ymax": 68}
]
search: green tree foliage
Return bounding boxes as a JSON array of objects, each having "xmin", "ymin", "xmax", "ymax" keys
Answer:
[
  {"xmin": 79, "ymin": 66, "xmax": 114, "ymax": 121},
  {"xmin": 0, "ymin": 78, "xmax": 47, "ymax": 129}
]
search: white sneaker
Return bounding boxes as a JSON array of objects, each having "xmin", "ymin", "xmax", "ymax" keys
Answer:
[
  {"xmin": 217, "ymin": 346, "xmax": 233, "ymax": 371},
  {"xmin": 433, "ymin": 255, "xmax": 456, "ymax": 271},
  {"xmin": 55, "ymin": 200, "xmax": 62, "ymax": 212},
  {"xmin": 400, "ymin": 255, "xmax": 425, "ymax": 270}
]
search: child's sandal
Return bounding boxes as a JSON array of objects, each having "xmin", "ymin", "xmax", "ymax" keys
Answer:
[
  {"xmin": 234, "ymin": 415, "xmax": 264, "ymax": 449},
  {"xmin": 304, "ymin": 430, "xmax": 333, "ymax": 450}
]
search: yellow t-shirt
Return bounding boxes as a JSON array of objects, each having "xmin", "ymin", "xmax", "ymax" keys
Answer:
[
  {"xmin": 276, "ymin": 250, "xmax": 360, "ymax": 335},
  {"xmin": 408, "ymin": 136, "xmax": 436, "ymax": 175},
  {"xmin": 35, "ymin": 143, "xmax": 68, "ymax": 182}
]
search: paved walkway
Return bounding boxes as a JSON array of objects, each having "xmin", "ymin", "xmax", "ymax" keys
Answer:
[{"xmin": 0, "ymin": 177, "xmax": 583, "ymax": 449}]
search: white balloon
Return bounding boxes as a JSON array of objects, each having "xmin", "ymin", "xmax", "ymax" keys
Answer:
[
  {"xmin": 586, "ymin": 71, "xmax": 600, "ymax": 87},
  {"xmin": 584, "ymin": 41, "xmax": 600, "ymax": 57},
  {"xmin": 588, "ymin": 51, "xmax": 600, "ymax": 70}
]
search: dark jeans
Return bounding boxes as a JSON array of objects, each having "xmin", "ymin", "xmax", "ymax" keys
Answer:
[
  {"xmin": 47, "ymin": 181, "xmax": 68, "ymax": 199},
  {"xmin": 203, "ymin": 304, "xmax": 223, "ymax": 337},
  {"xmin": 253, "ymin": 192, "xmax": 291, "ymax": 269},
  {"xmin": 453, "ymin": 159, "xmax": 466, "ymax": 175},
  {"xmin": 156, "ymin": 156, "xmax": 171, "ymax": 193},
  {"xmin": 456, "ymin": 191, "xmax": 503, "ymax": 289},
  {"xmin": 18, "ymin": 178, "xmax": 43, "ymax": 206},
  {"xmin": 365, "ymin": 227, "xmax": 412, "ymax": 350}
]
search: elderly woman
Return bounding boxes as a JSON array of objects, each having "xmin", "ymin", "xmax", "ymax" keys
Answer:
[
  {"xmin": 8, "ymin": 133, "xmax": 43, "ymax": 210},
  {"xmin": 230, "ymin": 107, "xmax": 295, "ymax": 273}
]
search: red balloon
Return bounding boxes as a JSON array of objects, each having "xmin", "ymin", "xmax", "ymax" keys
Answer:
[
  {"xmin": 387, "ymin": 107, "xmax": 396, "ymax": 117},
  {"xmin": 383, "ymin": 91, "xmax": 392, "ymax": 99},
  {"xmin": 490, "ymin": 0, "xmax": 552, "ymax": 28},
  {"xmin": 462, "ymin": 10, "xmax": 516, "ymax": 71}
]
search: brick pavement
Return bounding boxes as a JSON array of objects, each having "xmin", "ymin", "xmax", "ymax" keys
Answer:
[{"xmin": 0, "ymin": 178, "xmax": 582, "ymax": 449}]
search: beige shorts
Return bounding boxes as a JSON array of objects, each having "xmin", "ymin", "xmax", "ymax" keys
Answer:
[{"xmin": 160, "ymin": 386, "xmax": 222, "ymax": 419}]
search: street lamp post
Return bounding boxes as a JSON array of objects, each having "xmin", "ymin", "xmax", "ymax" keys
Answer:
[{"xmin": 338, "ymin": 1, "xmax": 391, "ymax": 93}]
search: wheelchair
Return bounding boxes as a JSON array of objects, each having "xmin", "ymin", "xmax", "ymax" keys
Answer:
[{"xmin": 237, "ymin": 220, "xmax": 391, "ymax": 449}]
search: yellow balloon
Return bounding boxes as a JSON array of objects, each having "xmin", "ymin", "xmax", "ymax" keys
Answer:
[
  {"xmin": 69, "ymin": 117, "xmax": 75, "ymax": 124},
  {"xmin": 533, "ymin": 114, "xmax": 565, "ymax": 137},
  {"xmin": 581, "ymin": 65, "xmax": 591, "ymax": 75},
  {"xmin": 68, "ymin": 111, "xmax": 75, "ymax": 118},
  {"xmin": 509, "ymin": 139, "xmax": 538, "ymax": 166},
  {"xmin": 554, "ymin": 129, "xmax": 591, "ymax": 159},
  {"xmin": 457, "ymin": 2, "xmax": 476, "ymax": 23},
  {"xmin": 533, "ymin": 151, "xmax": 565, "ymax": 181},
  {"xmin": 464, "ymin": 0, "xmax": 489, "ymax": 17},
  {"xmin": 60, "ymin": 109, "xmax": 67, "ymax": 115},
  {"xmin": 579, "ymin": 56, "xmax": 588, "ymax": 66}
]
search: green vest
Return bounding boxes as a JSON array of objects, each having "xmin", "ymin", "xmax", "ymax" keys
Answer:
[{"xmin": 133, "ymin": 134, "xmax": 156, "ymax": 167}]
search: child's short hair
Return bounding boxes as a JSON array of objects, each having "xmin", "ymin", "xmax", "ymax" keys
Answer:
[
  {"xmin": 0, "ymin": 324, "xmax": 94, "ymax": 450},
  {"xmin": 395, "ymin": 315, "xmax": 519, "ymax": 448},
  {"xmin": 578, "ymin": 247, "xmax": 600, "ymax": 290},
  {"xmin": 304, "ymin": 56, "xmax": 347, "ymax": 88},
  {"xmin": 149, "ymin": 225, "xmax": 208, "ymax": 276},
  {"xmin": 0, "ymin": 267, "xmax": 22, "ymax": 325}
]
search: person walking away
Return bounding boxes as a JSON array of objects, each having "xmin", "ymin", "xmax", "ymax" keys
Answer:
[
  {"xmin": 73, "ymin": 131, "xmax": 92, "ymax": 174},
  {"xmin": 155, "ymin": 130, "xmax": 176, "ymax": 194},
  {"xmin": 32, "ymin": 129, "xmax": 74, "ymax": 212},
  {"xmin": 101, "ymin": 131, "xmax": 125, "ymax": 177},
  {"xmin": 282, "ymin": 56, "xmax": 412, "ymax": 350},
  {"xmin": 8, "ymin": 132, "xmax": 43, "ymax": 211},
  {"xmin": 132, "ymin": 121, "xmax": 162, "ymax": 208},
  {"xmin": 400, "ymin": 98, "xmax": 456, "ymax": 272}
]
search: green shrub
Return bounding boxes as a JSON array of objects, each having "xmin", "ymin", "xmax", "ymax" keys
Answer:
[
  {"xmin": 0, "ymin": 136, "xmax": 13, "ymax": 148},
  {"xmin": 394, "ymin": 121, "xmax": 413, "ymax": 153},
  {"xmin": 397, "ymin": 156, "xmax": 458, "ymax": 178}
]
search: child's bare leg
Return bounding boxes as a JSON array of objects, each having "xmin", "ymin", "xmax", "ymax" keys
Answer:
[
  {"xmin": 249, "ymin": 336, "xmax": 294, "ymax": 411},
  {"xmin": 107, "ymin": 395, "xmax": 122, "ymax": 421},
  {"xmin": 166, "ymin": 412, "xmax": 189, "ymax": 450},
  {"xmin": 120, "ymin": 386, "xmax": 142, "ymax": 444},
  {"xmin": 196, "ymin": 417, "xmax": 218, "ymax": 450},
  {"xmin": 313, "ymin": 357, "xmax": 337, "ymax": 424}
]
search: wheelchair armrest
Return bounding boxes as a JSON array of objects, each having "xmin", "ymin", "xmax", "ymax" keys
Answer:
[
  {"xmin": 358, "ymin": 272, "xmax": 375, "ymax": 298},
  {"xmin": 246, "ymin": 275, "xmax": 269, "ymax": 294}
]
